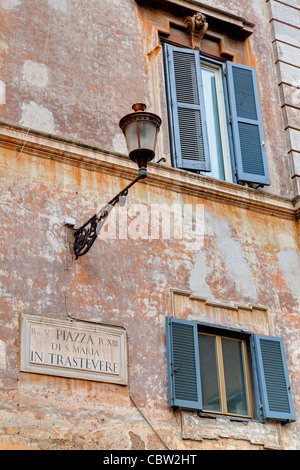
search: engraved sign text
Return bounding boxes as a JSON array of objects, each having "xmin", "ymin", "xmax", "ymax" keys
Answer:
[{"xmin": 21, "ymin": 315, "xmax": 127, "ymax": 384}]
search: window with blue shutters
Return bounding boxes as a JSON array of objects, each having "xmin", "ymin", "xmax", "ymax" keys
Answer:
[
  {"xmin": 163, "ymin": 43, "xmax": 270, "ymax": 187},
  {"xmin": 226, "ymin": 62, "xmax": 270, "ymax": 185},
  {"xmin": 166, "ymin": 317, "xmax": 295, "ymax": 422},
  {"xmin": 253, "ymin": 334, "xmax": 295, "ymax": 421},
  {"xmin": 166, "ymin": 317, "xmax": 202, "ymax": 410},
  {"xmin": 164, "ymin": 45, "xmax": 211, "ymax": 173}
]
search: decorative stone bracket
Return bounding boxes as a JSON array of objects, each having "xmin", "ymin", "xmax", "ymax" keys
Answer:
[
  {"xmin": 184, "ymin": 13, "xmax": 208, "ymax": 50},
  {"xmin": 135, "ymin": 0, "xmax": 254, "ymax": 40}
]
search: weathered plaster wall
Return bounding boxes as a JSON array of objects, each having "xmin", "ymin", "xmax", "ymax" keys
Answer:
[
  {"xmin": 0, "ymin": 0, "xmax": 299, "ymax": 451},
  {"xmin": 0, "ymin": 0, "xmax": 148, "ymax": 152},
  {"xmin": 0, "ymin": 0, "xmax": 296, "ymax": 198},
  {"xmin": 0, "ymin": 143, "xmax": 299, "ymax": 449}
]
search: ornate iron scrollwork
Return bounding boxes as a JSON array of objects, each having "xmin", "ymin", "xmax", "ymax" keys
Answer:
[
  {"xmin": 73, "ymin": 214, "xmax": 98, "ymax": 259},
  {"xmin": 73, "ymin": 173, "xmax": 144, "ymax": 259}
]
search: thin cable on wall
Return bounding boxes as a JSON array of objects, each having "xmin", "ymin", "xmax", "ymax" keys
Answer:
[
  {"xmin": 64, "ymin": 226, "xmax": 171, "ymax": 450},
  {"xmin": 127, "ymin": 335, "xmax": 171, "ymax": 451},
  {"xmin": 0, "ymin": 8, "xmax": 53, "ymax": 175}
]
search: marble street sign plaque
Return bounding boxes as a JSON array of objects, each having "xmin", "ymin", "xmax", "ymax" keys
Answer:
[{"xmin": 20, "ymin": 314, "xmax": 127, "ymax": 385}]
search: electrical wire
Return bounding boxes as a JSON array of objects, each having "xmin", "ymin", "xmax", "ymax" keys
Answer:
[
  {"xmin": 64, "ymin": 225, "xmax": 171, "ymax": 450},
  {"xmin": 4, "ymin": 6, "xmax": 171, "ymax": 450},
  {"xmin": 127, "ymin": 334, "xmax": 171, "ymax": 451}
]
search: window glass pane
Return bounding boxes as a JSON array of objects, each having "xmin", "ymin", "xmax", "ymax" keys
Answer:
[
  {"xmin": 201, "ymin": 67, "xmax": 225, "ymax": 180},
  {"xmin": 221, "ymin": 338, "xmax": 249, "ymax": 416},
  {"xmin": 198, "ymin": 334, "xmax": 221, "ymax": 412}
]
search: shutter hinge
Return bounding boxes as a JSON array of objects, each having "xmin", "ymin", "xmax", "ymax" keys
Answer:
[
  {"xmin": 259, "ymin": 404, "xmax": 264, "ymax": 417},
  {"xmin": 262, "ymin": 140, "xmax": 266, "ymax": 148}
]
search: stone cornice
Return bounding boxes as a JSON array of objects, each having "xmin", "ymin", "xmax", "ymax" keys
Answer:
[
  {"xmin": 0, "ymin": 122, "xmax": 298, "ymax": 221},
  {"xmin": 135, "ymin": 0, "xmax": 255, "ymax": 39}
]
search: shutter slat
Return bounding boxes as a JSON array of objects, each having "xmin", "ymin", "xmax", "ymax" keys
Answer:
[
  {"xmin": 173, "ymin": 322, "xmax": 198, "ymax": 401},
  {"xmin": 164, "ymin": 44, "xmax": 211, "ymax": 171},
  {"xmin": 227, "ymin": 62, "xmax": 270, "ymax": 185},
  {"xmin": 232, "ymin": 66, "xmax": 258, "ymax": 120},
  {"xmin": 260, "ymin": 339, "xmax": 290, "ymax": 413},
  {"xmin": 253, "ymin": 334, "xmax": 295, "ymax": 421},
  {"xmin": 166, "ymin": 317, "xmax": 203, "ymax": 410},
  {"xmin": 238, "ymin": 122, "xmax": 265, "ymax": 176}
]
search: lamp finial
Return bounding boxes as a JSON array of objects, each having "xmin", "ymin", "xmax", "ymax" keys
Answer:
[{"xmin": 132, "ymin": 103, "xmax": 147, "ymax": 112}]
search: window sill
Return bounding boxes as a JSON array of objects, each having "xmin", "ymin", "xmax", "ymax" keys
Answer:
[
  {"xmin": 147, "ymin": 161, "xmax": 297, "ymax": 221},
  {"xmin": 0, "ymin": 121, "xmax": 297, "ymax": 221},
  {"xmin": 197, "ymin": 411, "xmax": 259, "ymax": 423},
  {"xmin": 183, "ymin": 409, "xmax": 283, "ymax": 449}
]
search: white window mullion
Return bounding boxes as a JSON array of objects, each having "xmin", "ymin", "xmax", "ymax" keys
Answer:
[
  {"xmin": 214, "ymin": 66, "xmax": 233, "ymax": 183},
  {"xmin": 201, "ymin": 61, "xmax": 233, "ymax": 183}
]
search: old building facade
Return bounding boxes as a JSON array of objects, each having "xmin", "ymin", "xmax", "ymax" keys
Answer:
[{"xmin": 0, "ymin": 0, "xmax": 299, "ymax": 450}]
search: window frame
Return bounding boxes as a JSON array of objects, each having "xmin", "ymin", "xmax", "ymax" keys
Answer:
[
  {"xmin": 199, "ymin": 58, "xmax": 234, "ymax": 183},
  {"xmin": 166, "ymin": 317, "xmax": 296, "ymax": 422},
  {"xmin": 198, "ymin": 330, "xmax": 253, "ymax": 419},
  {"xmin": 163, "ymin": 42, "xmax": 270, "ymax": 187}
]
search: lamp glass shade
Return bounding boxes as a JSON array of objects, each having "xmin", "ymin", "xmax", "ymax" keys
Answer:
[
  {"xmin": 119, "ymin": 104, "xmax": 161, "ymax": 159},
  {"xmin": 124, "ymin": 119, "xmax": 158, "ymax": 154}
]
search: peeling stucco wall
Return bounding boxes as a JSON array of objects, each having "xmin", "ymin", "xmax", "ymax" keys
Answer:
[
  {"xmin": 0, "ymin": 0, "xmax": 299, "ymax": 451},
  {"xmin": 0, "ymin": 0, "xmax": 149, "ymax": 151},
  {"xmin": 0, "ymin": 142, "xmax": 299, "ymax": 449}
]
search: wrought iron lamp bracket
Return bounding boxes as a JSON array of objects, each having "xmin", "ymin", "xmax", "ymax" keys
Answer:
[{"xmin": 73, "ymin": 171, "xmax": 144, "ymax": 259}]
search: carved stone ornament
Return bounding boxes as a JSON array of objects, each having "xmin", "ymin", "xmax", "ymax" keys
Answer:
[{"xmin": 184, "ymin": 13, "xmax": 208, "ymax": 50}]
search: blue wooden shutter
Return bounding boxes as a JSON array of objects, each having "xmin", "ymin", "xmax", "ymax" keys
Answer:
[
  {"xmin": 226, "ymin": 62, "xmax": 270, "ymax": 185},
  {"xmin": 253, "ymin": 334, "xmax": 295, "ymax": 421},
  {"xmin": 164, "ymin": 44, "xmax": 211, "ymax": 172},
  {"xmin": 166, "ymin": 317, "xmax": 203, "ymax": 410}
]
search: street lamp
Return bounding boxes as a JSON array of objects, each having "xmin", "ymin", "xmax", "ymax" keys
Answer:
[
  {"xmin": 73, "ymin": 104, "xmax": 161, "ymax": 259},
  {"xmin": 119, "ymin": 103, "xmax": 162, "ymax": 178}
]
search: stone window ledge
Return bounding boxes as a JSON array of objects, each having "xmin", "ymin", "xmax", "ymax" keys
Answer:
[{"xmin": 182, "ymin": 410, "xmax": 283, "ymax": 450}]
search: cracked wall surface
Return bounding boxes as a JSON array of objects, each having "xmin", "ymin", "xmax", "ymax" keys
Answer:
[{"xmin": 0, "ymin": 0, "xmax": 299, "ymax": 450}]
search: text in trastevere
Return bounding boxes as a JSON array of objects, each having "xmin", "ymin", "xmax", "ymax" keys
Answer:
[{"xmin": 20, "ymin": 314, "xmax": 127, "ymax": 384}]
